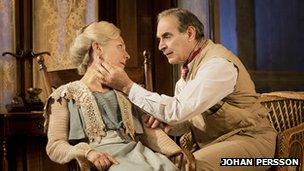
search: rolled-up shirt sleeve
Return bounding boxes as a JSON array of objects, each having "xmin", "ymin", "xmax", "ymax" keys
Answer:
[{"xmin": 129, "ymin": 57, "xmax": 238, "ymax": 124}]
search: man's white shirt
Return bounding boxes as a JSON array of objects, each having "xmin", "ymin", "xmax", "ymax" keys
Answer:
[{"xmin": 128, "ymin": 57, "xmax": 238, "ymax": 124}]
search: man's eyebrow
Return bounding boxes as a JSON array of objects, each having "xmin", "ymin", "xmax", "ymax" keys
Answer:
[
  {"xmin": 161, "ymin": 32, "xmax": 172, "ymax": 38},
  {"xmin": 157, "ymin": 32, "xmax": 172, "ymax": 39}
]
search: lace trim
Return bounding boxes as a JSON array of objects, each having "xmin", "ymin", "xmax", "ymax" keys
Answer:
[
  {"xmin": 44, "ymin": 81, "xmax": 136, "ymax": 142},
  {"xmin": 115, "ymin": 91, "xmax": 136, "ymax": 140},
  {"xmin": 44, "ymin": 81, "xmax": 106, "ymax": 142}
]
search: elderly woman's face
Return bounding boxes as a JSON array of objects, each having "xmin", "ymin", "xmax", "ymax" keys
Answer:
[{"xmin": 101, "ymin": 36, "xmax": 130, "ymax": 69}]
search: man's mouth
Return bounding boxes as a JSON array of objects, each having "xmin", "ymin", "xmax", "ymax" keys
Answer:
[{"xmin": 165, "ymin": 52, "xmax": 173, "ymax": 56}]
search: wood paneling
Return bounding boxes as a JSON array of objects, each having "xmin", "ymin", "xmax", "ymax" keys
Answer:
[
  {"xmin": 117, "ymin": 0, "xmax": 138, "ymax": 67},
  {"xmin": 236, "ymin": 0, "xmax": 256, "ymax": 70},
  {"xmin": 0, "ymin": 112, "xmax": 67, "ymax": 171},
  {"xmin": 152, "ymin": 0, "xmax": 176, "ymax": 96},
  {"xmin": 15, "ymin": 0, "xmax": 33, "ymax": 102},
  {"xmin": 99, "ymin": 0, "xmax": 117, "ymax": 24},
  {"xmin": 251, "ymin": 71, "xmax": 304, "ymax": 93}
]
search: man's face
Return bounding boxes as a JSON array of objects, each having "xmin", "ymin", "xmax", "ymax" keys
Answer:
[{"xmin": 157, "ymin": 16, "xmax": 192, "ymax": 64}]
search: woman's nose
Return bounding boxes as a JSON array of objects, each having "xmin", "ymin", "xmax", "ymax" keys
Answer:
[{"xmin": 125, "ymin": 51, "xmax": 130, "ymax": 60}]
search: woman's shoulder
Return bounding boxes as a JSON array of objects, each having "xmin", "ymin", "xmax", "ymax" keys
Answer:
[
  {"xmin": 53, "ymin": 80, "xmax": 82, "ymax": 91},
  {"xmin": 49, "ymin": 80, "xmax": 89, "ymax": 102}
]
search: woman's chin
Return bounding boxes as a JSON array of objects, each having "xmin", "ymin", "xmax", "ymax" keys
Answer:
[
  {"xmin": 118, "ymin": 64, "xmax": 126, "ymax": 69},
  {"xmin": 109, "ymin": 63, "xmax": 125, "ymax": 69}
]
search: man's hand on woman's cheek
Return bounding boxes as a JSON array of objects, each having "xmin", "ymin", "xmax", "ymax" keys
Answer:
[{"xmin": 98, "ymin": 61, "xmax": 134, "ymax": 94}]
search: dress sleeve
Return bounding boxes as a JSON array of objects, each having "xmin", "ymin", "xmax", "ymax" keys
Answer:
[
  {"xmin": 140, "ymin": 126, "xmax": 182, "ymax": 157},
  {"xmin": 46, "ymin": 98, "xmax": 92, "ymax": 164}
]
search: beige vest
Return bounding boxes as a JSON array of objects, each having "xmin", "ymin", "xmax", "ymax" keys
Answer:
[{"xmin": 186, "ymin": 40, "xmax": 274, "ymax": 147}]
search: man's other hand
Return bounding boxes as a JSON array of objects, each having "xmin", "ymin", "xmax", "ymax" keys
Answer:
[{"xmin": 142, "ymin": 114, "xmax": 172, "ymax": 133}]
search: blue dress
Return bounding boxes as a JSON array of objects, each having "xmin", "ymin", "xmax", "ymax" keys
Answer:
[{"xmin": 69, "ymin": 90, "xmax": 178, "ymax": 171}]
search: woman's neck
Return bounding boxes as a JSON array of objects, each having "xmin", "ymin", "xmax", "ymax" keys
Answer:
[
  {"xmin": 81, "ymin": 70, "xmax": 110, "ymax": 93},
  {"xmin": 88, "ymin": 81, "xmax": 110, "ymax": 93}
]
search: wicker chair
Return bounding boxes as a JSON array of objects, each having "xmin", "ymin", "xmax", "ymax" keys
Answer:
[
  {"xmin": 180, "ymin": 91, "xmax": 304, "ymax": 171},
  {"xmin": 260, "ymin": 91, "xmax": 304, "ymax": 171}
]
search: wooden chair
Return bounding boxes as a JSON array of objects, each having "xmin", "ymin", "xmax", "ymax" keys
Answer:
[
  {"xmin": 35, "ymin": 51, "xmax": 196, "ymax": 171},
  {"xmin": 179, "ymin": 91, "xmax": 304, "ymax": 171}
]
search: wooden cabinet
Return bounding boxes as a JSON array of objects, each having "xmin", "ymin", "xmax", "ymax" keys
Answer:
[{"xmin": 0, "ymin": 112, "xmax": 67, "ymax": 171}]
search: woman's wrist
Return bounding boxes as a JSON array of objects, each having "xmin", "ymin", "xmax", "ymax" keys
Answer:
[{"xmin": 85, "ymin": 149, "xmax": 94, "ymax": 158}]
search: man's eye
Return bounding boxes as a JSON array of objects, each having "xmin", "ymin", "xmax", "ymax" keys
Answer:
[{"xmin": 164, "ymin": 35, "xmax": 171, "ymax": 39}]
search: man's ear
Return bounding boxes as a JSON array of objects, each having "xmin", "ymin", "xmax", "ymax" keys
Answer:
[{"xmin": 186, "ymin": 26, "xmax": 196, "ymax": 41}]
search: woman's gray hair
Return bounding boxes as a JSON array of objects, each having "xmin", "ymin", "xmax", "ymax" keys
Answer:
[
  {"xmin": 158, "ymin": 8, "xmax": 204, "ymax": 40},
  {"xmin": 70, "ymin": 21, "xmax": 121, "ymax": 75}
]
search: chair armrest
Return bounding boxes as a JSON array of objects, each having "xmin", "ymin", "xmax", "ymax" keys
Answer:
[
  {"xmin": 180, "ymin": 132, "xmax": 199, "ymax": 152},
  {"xmin": 276, "ymin": 123, "xmax": 304, "ymax": 157},
  {"xmin": 181, "ymin": 148, "xmax": 196, "ymax": 171},
  {"xmin": 169, "ymin": 148, "xmax": 196, "ymax": 171},
  {"xmin": 275, "ymin": 123, "xmax": 304, "ymax": 171},
  {"xmin": 180, "ymin": 132, "xmax": 193, "ymax": 151},
  {"xmin": 141, "ymin": 127, "xmax": 197, "ymax": 171}
]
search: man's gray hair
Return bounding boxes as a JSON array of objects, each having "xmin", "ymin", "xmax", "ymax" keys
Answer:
[{"xmin": 158, "ymin": 8, "xmax": 204, "ymax": 40}]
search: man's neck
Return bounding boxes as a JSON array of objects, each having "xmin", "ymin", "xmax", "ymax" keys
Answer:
[{"xmin": 185, "ymin": 38, "xmax": 206, "ymax": 65}]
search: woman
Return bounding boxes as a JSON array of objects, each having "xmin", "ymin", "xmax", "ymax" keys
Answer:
[{"xmin": 44, "ymin": 21, "xmax": 180, "ymax": 171}]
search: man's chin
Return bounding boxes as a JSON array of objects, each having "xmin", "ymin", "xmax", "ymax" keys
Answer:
[{"xmin": 168, "ymin": 59, "xmax": 179, "ymax": 64}]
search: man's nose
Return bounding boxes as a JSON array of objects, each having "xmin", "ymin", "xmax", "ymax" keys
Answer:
[{"xmin": 158, "ymin": 40, "xmax": 167, "ymax": 51}]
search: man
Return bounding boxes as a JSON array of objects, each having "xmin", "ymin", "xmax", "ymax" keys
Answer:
[{"xmin": 99, "ymin": 8, "xmax": 277, "ymax": 171}]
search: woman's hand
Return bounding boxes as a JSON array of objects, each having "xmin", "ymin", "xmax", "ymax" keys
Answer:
[{"xmin": 86, "ymin": 150, "xmax": 119, "ymax": 171}]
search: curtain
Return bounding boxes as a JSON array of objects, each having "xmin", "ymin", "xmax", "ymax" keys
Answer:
[
  {"xmin": 32, "ymin": 0, "xmax": 98, "ymax": 100},
  {"xmin": 0, "ymin": 0, "xmax": 16, "ymax": 113}
]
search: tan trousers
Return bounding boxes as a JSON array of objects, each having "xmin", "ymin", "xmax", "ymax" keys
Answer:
[{"xmin": 193, "ymin": 130, "xmax": 277, "ymax": 171}]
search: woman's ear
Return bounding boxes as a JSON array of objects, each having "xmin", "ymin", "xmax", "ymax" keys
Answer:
[
  {"xmin": 91, "ymin": 42, "xmax": 104, "ymax": 61},
  {"xmin": 186, "ymin": 26, "xmax": 196, "ymax": 41},
  {"xmin": 92, "ymin": 42, "xmax": 103, "ymax": 54}
]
